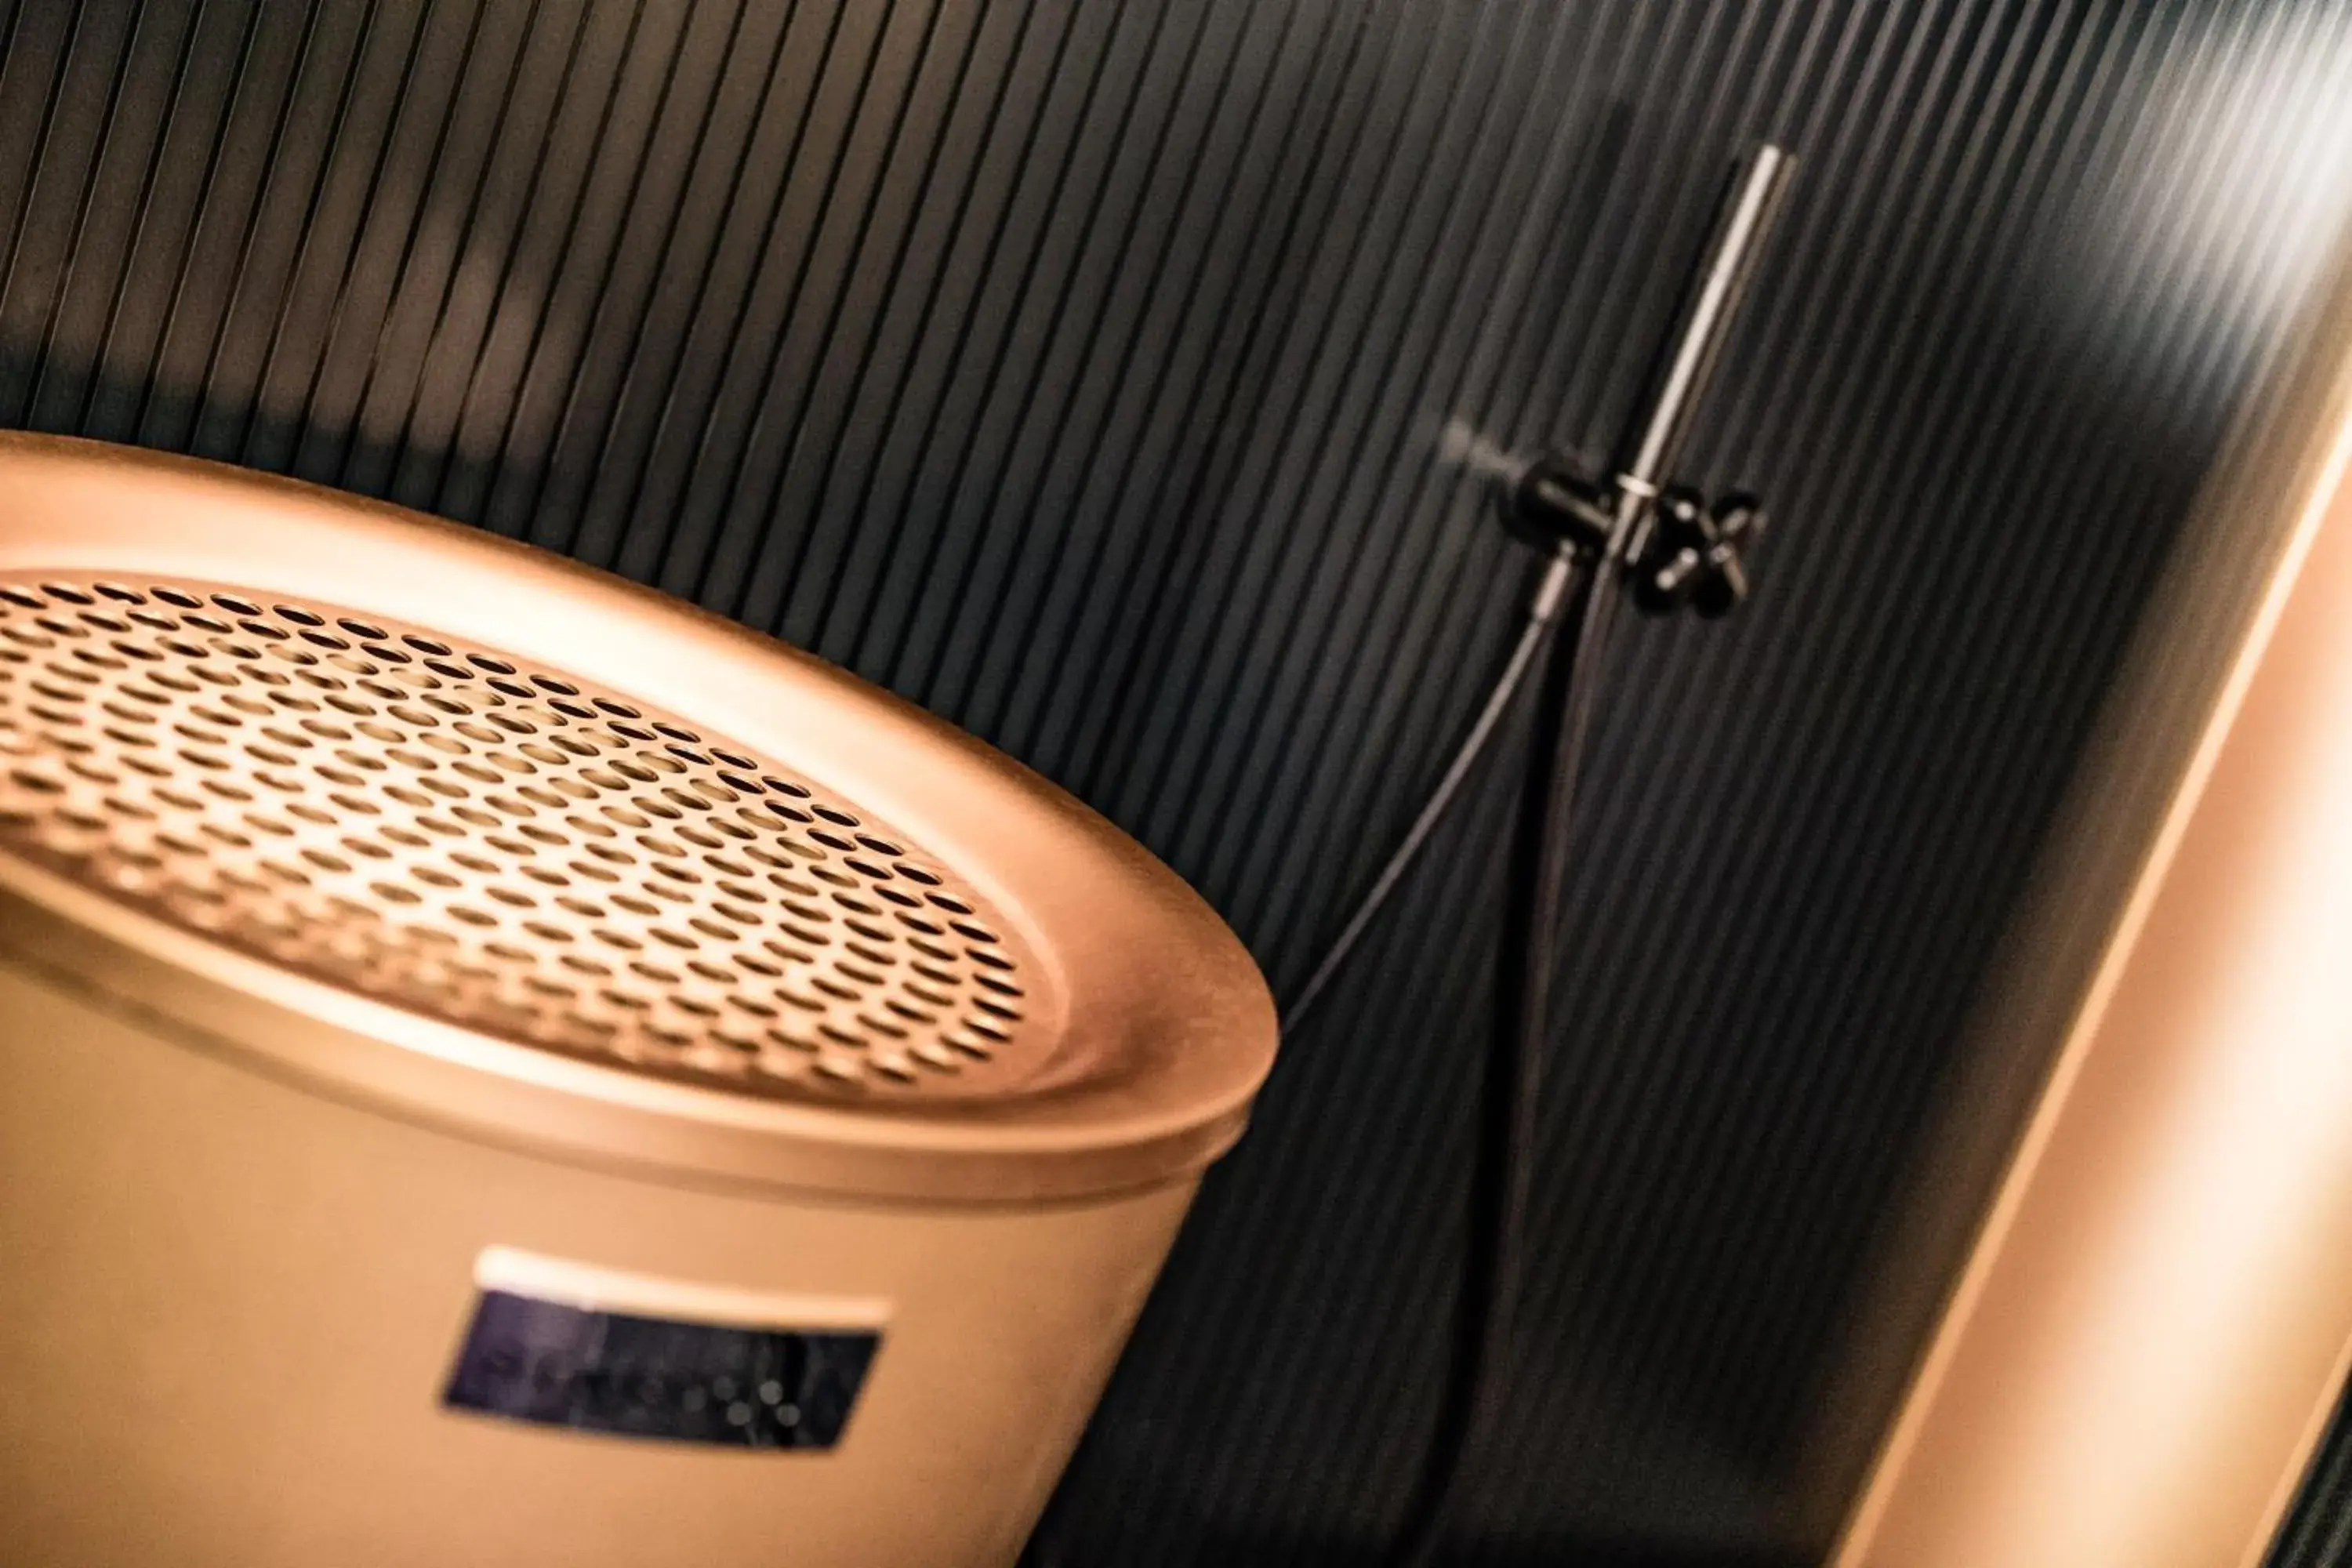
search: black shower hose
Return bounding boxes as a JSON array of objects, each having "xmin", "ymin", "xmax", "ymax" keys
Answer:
[{"xmin": 1281, "ymin": 535, "xmax": 1624, "ymax": 1568}]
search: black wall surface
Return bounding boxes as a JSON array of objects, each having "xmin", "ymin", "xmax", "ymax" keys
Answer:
[
  {"xmin": 2276, "ymin": 1389, "xmax": 2352, "ymax": 1568},
  {"xmin": 5, "ymin": 1, "xmax": 2352, "ymax": 1563}
]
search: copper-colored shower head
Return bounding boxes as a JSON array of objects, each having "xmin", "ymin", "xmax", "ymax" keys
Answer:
[
  {"xmin": 0, "ymin": 434, "xmax": 1278, "ymax": 1566},
  {"xmin": 0, "ymin": 432, "xmax": 1276, "ymax": 1201},
  {"xmin": 0, "ymin": 568, "xmax": 1044, "ymax": 1094}
]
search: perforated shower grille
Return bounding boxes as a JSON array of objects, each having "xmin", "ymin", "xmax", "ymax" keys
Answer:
[{"xmin": 0, "ymin": 575, "xmax": 1032, "ymax": 1098}]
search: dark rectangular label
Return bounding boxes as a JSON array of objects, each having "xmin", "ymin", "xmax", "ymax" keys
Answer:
[{"xmin": 444, "ymin": 1289, "xmax": 879, "ymax": 1449}]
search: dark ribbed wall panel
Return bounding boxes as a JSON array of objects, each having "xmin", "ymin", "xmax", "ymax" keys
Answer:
[
  {"xmin": 4, "ymin": 2, "xmax": 2348, "ymax": 1563},
  {"xmin": 2274, "ymin": 1389, "xmax": 2352, "ymax": 1568}
]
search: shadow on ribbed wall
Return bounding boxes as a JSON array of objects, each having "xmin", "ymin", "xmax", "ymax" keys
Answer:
[{"xmin": 0, "ymin": 0, "xmax": 1356, "ymax": 706}]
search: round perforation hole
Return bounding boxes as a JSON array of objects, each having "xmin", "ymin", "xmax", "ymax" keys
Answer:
[{"xmin": 0, "ymin": 574, "xmax": 1038, "ymax": 1100}]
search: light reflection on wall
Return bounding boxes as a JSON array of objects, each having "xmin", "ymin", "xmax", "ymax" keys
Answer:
[{"xmin": 2057, "ymin": 5, "xmax": 2352, "ymax": 424}]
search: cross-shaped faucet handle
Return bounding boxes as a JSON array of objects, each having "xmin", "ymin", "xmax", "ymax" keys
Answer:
[{"xmin": 1632, "ymin": 487, "xmax": 1766, "ymax": 619}]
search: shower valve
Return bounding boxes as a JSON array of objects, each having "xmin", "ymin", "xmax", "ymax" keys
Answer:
[
  {"xmin": 1504, "ymin": 456, "xmax": 1767, "ymax": 621},
  {"xmin": 1504, "ymin": 455, "xmax": 1617, "ymax": 557}
]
